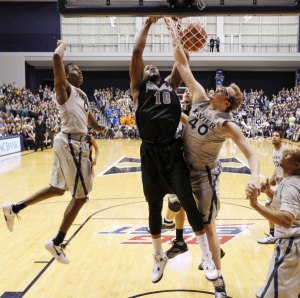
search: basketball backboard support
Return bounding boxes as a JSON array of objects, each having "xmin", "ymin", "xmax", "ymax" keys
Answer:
[{"xmin": 58, "ymin": 0, "xmax": 300, "ymax": 17}]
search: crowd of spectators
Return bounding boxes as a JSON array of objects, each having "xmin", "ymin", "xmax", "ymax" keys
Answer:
[
  {"xmin": 92, "ymin": 87, "xmax": 139, "ymax": 139},
  {"xmin": 1, "ymin": 82, "xmax": 300, "ymax": 152},
  {"xmin": 0, "ymin": 83, "xmax": 61, "ymax": 150},
  {"xmin": 234, "ymin": 87, "xmax": 300, "ymax": 142}
]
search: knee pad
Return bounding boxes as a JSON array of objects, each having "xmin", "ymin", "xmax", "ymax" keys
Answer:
[{"xmin": 168, "ymin": 198, "xmax": 181, "ymax": 212}]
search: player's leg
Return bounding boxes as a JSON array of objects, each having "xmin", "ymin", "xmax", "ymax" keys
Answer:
[
  {"xmin": 256, "ymin": 238, "xmax": 300, "ymax": 298},
  {"xmin": 141, "ymin": 144, "xmax": 168, "ymax": 283},
  {"xmin": 161, "ymin": 194, "xmax": 179, "ymax": 230},
  {"xmin": 257, "ymin": 199, "xmax": 276, "ymax": 244},
  {"xmin": 191, "ymin": 163, "xmax": 227, "ymax": 295},
  {"xmin": 166, "ymin": 207, "xmax": 189, "ymax": 259},
  {"xmin": 167, "ymin": 147, "xmax": 218, "ymax": 281},
  {"xmin": 2, "ymin": 186, "xmax": 65, "ymax": 232},
  {"xmin": 204, "ymin": 223, "xmax": 227, "ymax": 297},
  {"xmin": 146, "ymin": 194, "xmax": 168, "ymax": 283},
  {"xmin": 44, "ymin": 135, "xmax": 92, "ymax": 264}
]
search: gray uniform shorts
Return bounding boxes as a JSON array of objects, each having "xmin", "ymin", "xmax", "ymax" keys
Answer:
[
  {"xmin": 189, "ymin": 162, "xmax": 222, "ymax": 224},
  {"xmin": 256, "ymin": 237, "xmax": 300, "ymax": 298},
  {"xmin": 50, "ymin": 133, "xmax": 92, "ymax": 199}
]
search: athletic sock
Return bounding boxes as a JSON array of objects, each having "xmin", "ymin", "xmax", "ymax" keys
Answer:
[
  {"xmin": 176, "ymin": 228, "xmax": 184, "ymax": 242},
  {"xmin": 12, "ymin": 202, "xmax": 26, "ymax": 214},
  {"xmin": 196, "ymin": 233, "xmax": 210, "ymax": 257},
  {"xmin": 53, "ymin": 231, "xmax": 66, "ymax": 246},
  {"xmin": 152, "ymin": 237, "xmax": 163, "ymax": 256},
  {"xmin": 270, "ymin": 228, "xmax": 275, "ymax": 237}
]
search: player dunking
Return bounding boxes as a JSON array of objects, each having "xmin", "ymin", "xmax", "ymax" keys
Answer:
[
  {"xmin": 130, "ymin": 17, "xmax": 218, "ymax": 284},
  {"xmin": 165, "ymin": 17, "xmax": 260, "ymax": 297},
  {"xmin": 2, "ymin": 40, "xmax": 110, "ymax": 264}
]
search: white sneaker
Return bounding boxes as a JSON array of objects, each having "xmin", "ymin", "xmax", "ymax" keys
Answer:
[
  {"xmin": 44, "ymin": 239, "xmax": 70, "ymax": 264},
  {"xmin": 257, "ymin": 234, "xmax": 276, "ymax": 244},
  {"xmin": 201, "ymin": 253, "xmax": 219, "ymax": 281},
  {"xmin": 2, "ymin": 203, "xmax": 17, "ymax": 232},
  {"xmin": 152, "ymin": 253, "xmax": 168, "ymax": 283}
]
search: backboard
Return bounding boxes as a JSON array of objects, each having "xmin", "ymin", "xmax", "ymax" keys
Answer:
[{"xmin": 58, "ymin": 0, "xmax": 300, "ymax": 17}]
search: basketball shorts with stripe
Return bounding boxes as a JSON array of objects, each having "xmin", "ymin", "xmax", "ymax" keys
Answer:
[
  {"xmin": 50, "ymin": 133, "xmax": 93, "ymax": 199},
  {"xmin": 256, "ymin": 237, "xmax": 300, "ymax": 298},
  {"xmin": 190, "ymin": 162, "xmax": 222, "ymax": 224}
]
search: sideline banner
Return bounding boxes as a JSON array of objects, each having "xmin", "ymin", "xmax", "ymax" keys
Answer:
[
  {"xmin": 215, "ymin": 69, "xmax": 224, "ymax": 89},
  {"xmin": 0, "ymin": 136, "xmax": 22, "ymax": 156},
  {"xmin": 296, "ymin": 69, "xmax": 300, "ymax": 87}
]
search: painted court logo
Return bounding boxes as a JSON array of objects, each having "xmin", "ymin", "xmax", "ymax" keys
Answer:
[
  {"xmin": 97, "ymin": 223, "xmax": 254, "ymax": 245},
  {"xmin": 97, "ymin": 156, "xmax": 251, "ymax": 176}
]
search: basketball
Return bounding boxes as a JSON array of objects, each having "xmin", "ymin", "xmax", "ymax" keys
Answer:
[{"xmin": 179, "ymin": 23, "xmax": 208, "ymax": 52}]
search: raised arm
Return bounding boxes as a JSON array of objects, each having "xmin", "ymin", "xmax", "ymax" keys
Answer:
[
  {"xmin": 130, "ymin": 17, "xmax": 158, "ymax": 105},
  {"xmin": 53, "ymin": 40, "xmax": 71, "ymax": 105},
  {"xmin": 164, "ymin": 18, "xmax": 208, "ymax": 104},
  {"xmin": 165, "ymin": 52, "xmax": 189, "ymax": 92}
]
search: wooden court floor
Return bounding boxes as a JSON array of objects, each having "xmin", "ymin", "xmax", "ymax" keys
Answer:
[{"xmin": 0, "ymin": 138, "xmax": 299, "ymax": 298}]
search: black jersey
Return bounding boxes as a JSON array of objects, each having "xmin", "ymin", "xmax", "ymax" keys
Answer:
[{"xmin": 136, "ymin": 80, "xmax": 181, "ymax": 143}]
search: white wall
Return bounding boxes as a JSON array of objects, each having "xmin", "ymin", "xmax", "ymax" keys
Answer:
[{"xmin": 0, "ymin": 54, "xmax": 25, "ymax": 88}]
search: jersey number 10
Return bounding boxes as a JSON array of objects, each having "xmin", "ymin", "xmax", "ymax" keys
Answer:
[{"xmin": 154, "ymin": 91, "xmax": 171, "ymax": 105}]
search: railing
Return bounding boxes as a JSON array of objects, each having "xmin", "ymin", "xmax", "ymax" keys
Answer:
[{"xmin": 66, "ymin": 42, "xmax": 299, "ymax": 53}]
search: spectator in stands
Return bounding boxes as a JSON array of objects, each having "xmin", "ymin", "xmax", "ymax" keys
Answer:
[
  {"xmin": 209, "ymin": 36, "xmax": 215, "ymax": 52},
  {"xmin": 215, "ymin": 37, "xmax": 220, "ymax": 52},
  {"xmin": 34, "ymin": 115, "xmax": 46, "ymax": 151},
  {"xmin": 113, "ymin": 127, "xmax": 123, "ymax": 139},
  {"xmin": 20, "ymin": 126, "xmax": 34, "ymax": 150}
]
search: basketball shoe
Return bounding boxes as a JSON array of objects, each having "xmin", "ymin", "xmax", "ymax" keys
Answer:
[
  {"xmin": 2, "ymin": 203, "xmax": 17, "ymax": 232},
  {"xmin": 201, "ymin": 252, "xmax": 219, "ymax": 281},
  {"xmin": 257, "ymin": 234, "xmax": 276, "ymax": 244},
  {"xmin": 152, "ymin": 252, "xmax": 168, "ymax": 283},
  {"xmin": 214, "ymin": 276, "xmax": 227, "ymax": 298},
  {"xmin": 161, "ymin": 218, "xmax": 175, "ymax": 230},
  {"xmin": 166, "ymin": 239, "xmax": 188, "ymax": 259},
  {"xmin": 198, "ymin": 248, "xmax": 225, "ymax": 270},
  {"xmin": 44, "ymin": 239, "xmax": 70, "ymax": 264}
]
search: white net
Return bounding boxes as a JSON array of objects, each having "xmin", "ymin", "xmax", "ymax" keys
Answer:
[{"xmin": 164, "ymin": 17, "xmax": 208, "ymax": 53}]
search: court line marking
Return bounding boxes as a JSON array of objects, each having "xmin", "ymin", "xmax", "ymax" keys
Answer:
[
  {"xmin": 18, "ymin": 200, "xmax": 145, "ymax": 297},
  {"xmin": 129, "ymin": 289, "xmax": 232, "ymax": 297},
  {"xmin": 96, "ymin": 156, "xmax": 125, "ymax": 177},
  {"xmin": 10, "ymin": 199, "xmax": 253, "ymax": 297}
]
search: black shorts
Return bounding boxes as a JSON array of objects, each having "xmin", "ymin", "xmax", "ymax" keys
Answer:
[{"xmin": 140, "ymin": 139, "xmax": 193, "ymax": 202}]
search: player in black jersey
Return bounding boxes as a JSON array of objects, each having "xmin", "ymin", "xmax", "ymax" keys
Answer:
[{"xmin": 130, "ymin": 17, "xmax": 218, "ymax": 284}]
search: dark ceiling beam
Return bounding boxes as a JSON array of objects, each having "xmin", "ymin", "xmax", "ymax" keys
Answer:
[{"xmin": 58, "ymin": 1, "xmax": 300, "ymax": 17}]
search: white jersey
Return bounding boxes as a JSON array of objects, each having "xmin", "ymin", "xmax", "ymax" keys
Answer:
[
  {"xmin": 272, "ymin": 144, "xmax": 286, "ymax": 179},
  {"xmin": 183, "ymin": 101, "xmax": 233, "ymax": 169},
  {"xmin": 57, "ymin": 85, "xmax": 89, "ymax": 134},
  {"xmin": 273, "ymin": 175, "xmax": 300, "ymax": 238}
]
